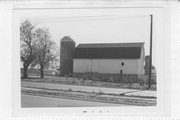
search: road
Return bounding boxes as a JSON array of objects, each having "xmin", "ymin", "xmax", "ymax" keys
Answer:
[
  {"xmin": 22, "ymin": 81, "xmax": 156, "ymax": 97},
  {"xmin": 22, "ymin": 95, "xmax": 124, "ymax": 107}
]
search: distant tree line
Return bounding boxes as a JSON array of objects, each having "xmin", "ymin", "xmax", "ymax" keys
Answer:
[{"xmin": 20, "ymin": 19, "xmax": 58, "ymax": 78}]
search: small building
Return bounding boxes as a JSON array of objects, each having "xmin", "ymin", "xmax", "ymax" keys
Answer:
[{"xmin": 73, "ymin": 43, "xmax": 145, "ymax": 76}]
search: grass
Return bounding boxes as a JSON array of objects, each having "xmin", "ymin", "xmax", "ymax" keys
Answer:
[{"xmin": 21, "ymin": 76, "xmax": 156, "ymax": 91}]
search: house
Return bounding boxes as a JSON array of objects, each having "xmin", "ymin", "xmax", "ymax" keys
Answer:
[{"xmin": 73, "ymin": 43, "xmax": 145, "ymax": 76}]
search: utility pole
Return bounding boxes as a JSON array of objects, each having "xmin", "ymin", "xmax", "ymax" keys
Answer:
[{"xmin": 148, "ymin": 15, "xmax": 153, "ymax": 89}]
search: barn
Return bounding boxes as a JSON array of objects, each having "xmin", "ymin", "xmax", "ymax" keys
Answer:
[
  {"xmin": 73, "ymin": 43, "xmax": 145, "ymax": 76},
  {"xmin": 60, "ymin": 36, "xmax": 145, "ymax": 82}
]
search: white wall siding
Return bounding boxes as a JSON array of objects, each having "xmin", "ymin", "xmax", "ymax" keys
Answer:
[
  {"xmin": 139, "ymin": 45, "xmax": 145, "ymax": 74},
  {"xmin": 73, "ymin": 59, "xmax": 142, "ymax": 74},
  {"xmin": 73, "ymin": 59, "xmax": 91, "ymax": 73},
  {"xmin": 138, "ymin": 59, "xmax": 145, "ymax": 74}
]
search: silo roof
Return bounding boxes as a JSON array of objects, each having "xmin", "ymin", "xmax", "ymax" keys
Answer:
[{"xmin": 61, "ymin": 36, "xmax": 75, "ymax": 42}]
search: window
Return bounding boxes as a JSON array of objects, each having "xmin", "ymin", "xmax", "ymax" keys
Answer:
[{"xmin": 121, "ymin": 62, "xmax": 124, "ymax": 66}]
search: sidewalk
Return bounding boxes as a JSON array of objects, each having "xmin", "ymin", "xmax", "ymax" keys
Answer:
[
  {"xmin": 22, "ymin": 81, "xmax": 156, "ymax": 98},
  {"xmin": 22, "ymin": 86, "xmax": 156, "ymax": 106}
]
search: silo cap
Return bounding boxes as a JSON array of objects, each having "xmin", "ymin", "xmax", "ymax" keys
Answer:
[{"xmin": 61, "ymin": 36, "xmax": 75, "ymax": 42}]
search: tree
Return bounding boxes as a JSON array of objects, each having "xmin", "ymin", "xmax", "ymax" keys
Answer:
[
  {"xmin": 20, "ymin": 20, "xmax": 37, "ymax": 78},
  {"xmin": 144, "ymin": 55, "xmax": 155, "ymax": 75},
  {"xmin": 32, "ymin": 28, "xmax": 57, "ymax": 78}
]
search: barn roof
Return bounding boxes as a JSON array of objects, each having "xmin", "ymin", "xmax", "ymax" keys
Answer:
[{"xmin": 73, "ymin": 42, "xmax": 144, "ymax": 59}]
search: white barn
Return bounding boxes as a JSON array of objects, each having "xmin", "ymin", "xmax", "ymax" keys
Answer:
[{"xmin": 73, "ymin": 43, "xmax": 145, "ymax": 75}]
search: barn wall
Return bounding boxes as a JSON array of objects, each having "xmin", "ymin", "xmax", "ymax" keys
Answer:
[
  {"xmin": 73, "ymin": 59, "xmax": 92, "ymax": 73},
  {"xmin": 138, "ymin": 59, "xmax": 144, "ymax": 75},
  {"xmin": 138, "ymin": 45, "xmax": 145, "ymax": 74},
  {"xmin": 73, "ymin": 59, "xmax": 141, "ymax": 74}
]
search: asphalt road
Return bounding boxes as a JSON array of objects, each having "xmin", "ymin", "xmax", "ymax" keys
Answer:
[{"xmin": 21, "ymin": 95, "xmax": 124, "ymax": 107}]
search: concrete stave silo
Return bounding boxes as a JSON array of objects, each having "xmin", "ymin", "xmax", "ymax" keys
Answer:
[{"xmin": 60, "ymin": 36, "xmax": 75, "ymax": 76}]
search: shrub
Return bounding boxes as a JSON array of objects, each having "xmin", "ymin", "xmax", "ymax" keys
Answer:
[{"xmin": 68, "ymin": 88, "xmax": 72, "ymax": 91}]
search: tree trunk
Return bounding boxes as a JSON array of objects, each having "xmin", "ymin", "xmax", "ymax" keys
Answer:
[
  {"xmin": 23, "ymin": 64, "xmax": 28, "ymax": 78},
  {"xmin": 40, "ymin": 64, "xmax": 44, "ymax": 78}
]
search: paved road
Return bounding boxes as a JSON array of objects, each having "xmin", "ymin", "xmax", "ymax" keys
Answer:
[
  {"xmin": 22, "ymin": 81, "xmax": 156, "ymax": 97},
  {"xmin": 22, "ymin": 95, "xmax": 124, "ymax": 107}
]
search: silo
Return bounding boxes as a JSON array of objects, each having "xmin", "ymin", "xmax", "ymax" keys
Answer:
[{"xmin": 60, "ymin": 36, "xmax": 75, "ymax": 76}]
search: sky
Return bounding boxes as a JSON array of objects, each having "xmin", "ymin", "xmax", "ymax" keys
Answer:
[
  {"xmin": 17, "ymin": 7, "xmax": 163, "ymax": 66},
  {"xmin": 33, "ymin": 15, "xmax": 150, "ymax": 51}
]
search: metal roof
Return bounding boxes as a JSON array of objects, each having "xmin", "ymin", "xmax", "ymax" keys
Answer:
[
  {"xmin": 73, "ymin": 42, "xmax": 144, "ymax": 59},
  {"xmin": 76, "ymin": 42, "xmax": 144, "ymax": 48}
]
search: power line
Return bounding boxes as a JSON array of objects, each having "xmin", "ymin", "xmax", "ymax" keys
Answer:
[{"xmin": 32, "ymin": 15, "xmax": 150, "ymax": 24}]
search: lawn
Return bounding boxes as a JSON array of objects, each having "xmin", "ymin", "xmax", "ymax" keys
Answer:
[{"xmin": 21, "ymin": 76, "xmax": 156, "ymax": 90}]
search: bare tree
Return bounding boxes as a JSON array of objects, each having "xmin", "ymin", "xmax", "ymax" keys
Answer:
[
  {"xmin": 20, "ymin": 20, "xmax": 37, "ymax": 78},
  {"xmin": 33, "ymin": 28, "xmax": 57, "ymax": 78}
]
